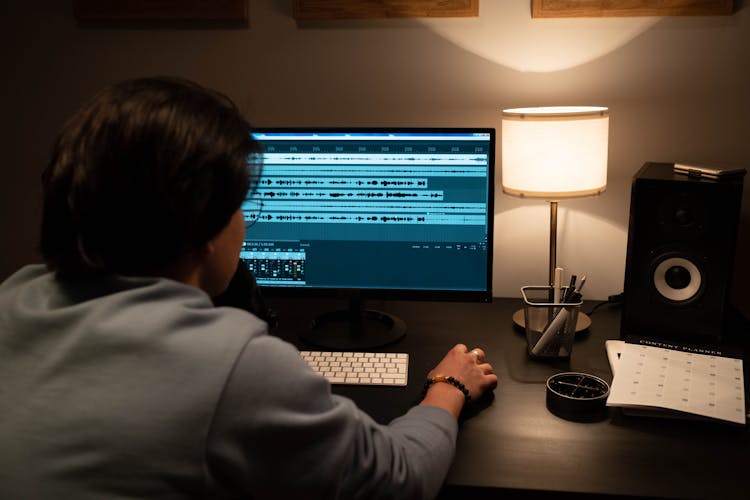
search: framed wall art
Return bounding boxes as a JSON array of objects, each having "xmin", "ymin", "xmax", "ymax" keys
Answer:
[
  {"xmin": 292, "ymin": 0, "xmax": 479, "ymax": 20},
  {"xmin": 531, "ymin": 0, "xmax": 734, "ymax": 18},
  {"xmin": 72, "ymin": 0, "xmax": 248, "ymax": 22}
]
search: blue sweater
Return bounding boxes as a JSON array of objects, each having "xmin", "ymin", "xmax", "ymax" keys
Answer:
[{"xmin": 0, "ymin": 265, "xmax": 457, "ymax": 499}]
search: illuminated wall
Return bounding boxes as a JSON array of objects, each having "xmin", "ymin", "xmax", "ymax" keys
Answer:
[{"xmin": 1, "ymin": 0, "xmax": 748, "ymax": 312}]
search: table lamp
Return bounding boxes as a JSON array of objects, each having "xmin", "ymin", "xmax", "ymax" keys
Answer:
[{"xmin": 502, "ymin": 106, "xmax": 609, "ymax": 331}]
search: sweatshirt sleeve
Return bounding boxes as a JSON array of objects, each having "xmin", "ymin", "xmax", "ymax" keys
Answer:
[{"xmin": 205, "ymin": 334, "xmax": 458, "ymax": 500}]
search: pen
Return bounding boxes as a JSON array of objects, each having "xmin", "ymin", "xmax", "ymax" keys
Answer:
[
  {"xmin": 563, "ymin": 274, "xmax": 577, "ymax": 302},
  {"xmin": 565, "ymin": 275, "xmax": 586, "ymax": 303},
  {"xmin": 575, "ymin": 275, "xmax": 587, "ymax": 295},
  {"xmin": 553, "ymin": 267, "xmax": 563, "ymax": 305}
]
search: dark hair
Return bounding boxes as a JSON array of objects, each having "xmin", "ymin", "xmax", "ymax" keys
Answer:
[{"xmin": 40, "ymin": 76, "xmax": 262, "ymax": 280}]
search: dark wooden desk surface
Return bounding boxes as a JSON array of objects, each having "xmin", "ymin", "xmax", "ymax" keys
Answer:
[{"xmin": 266, "ymin": 297, "xmax": 749, "ymax": 499}]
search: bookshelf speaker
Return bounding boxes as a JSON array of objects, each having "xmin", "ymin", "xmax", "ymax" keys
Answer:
[{"xmin": 621, "ymin": 162, "xmax": 745, "ymax": 342}]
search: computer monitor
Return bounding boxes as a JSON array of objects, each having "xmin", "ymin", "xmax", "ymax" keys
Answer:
[{"xmin": 242, "ymin": 128, "xmax": 495, "ymax": 349}]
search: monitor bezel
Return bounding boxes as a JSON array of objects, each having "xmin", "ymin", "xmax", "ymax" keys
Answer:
[{"xmin": 247, "ymin": 126, "xmax": 496, "ymax": 304}]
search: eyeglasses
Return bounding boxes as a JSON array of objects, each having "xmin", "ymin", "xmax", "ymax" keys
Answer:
[{"xmin": 244, "ymin": 199, "xmax": 263, "ymax": 229}]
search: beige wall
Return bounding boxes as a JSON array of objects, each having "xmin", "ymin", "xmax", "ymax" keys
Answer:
[{"xmin": 2, "ymin": 1, "xmax": 748, "ymax": 314}]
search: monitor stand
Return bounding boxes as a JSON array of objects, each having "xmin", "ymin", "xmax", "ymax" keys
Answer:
[{"xmin": 301, "ymin": 295, "xmax": 406, "ymax": 350}]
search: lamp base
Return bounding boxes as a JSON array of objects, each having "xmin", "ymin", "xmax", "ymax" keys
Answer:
[{"xmin": 512, "ymin": 308, "xmax": 591, "ymax": 333}]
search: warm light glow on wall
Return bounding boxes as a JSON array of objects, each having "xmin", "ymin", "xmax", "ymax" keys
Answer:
[{"xmin": 419, "ymin": 2, "xmax": 658, "ymax": 72}]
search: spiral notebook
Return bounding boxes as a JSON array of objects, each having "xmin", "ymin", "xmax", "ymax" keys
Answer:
[{"xmin": 606, "ymin": 338, "xmax": 746, "ymax": 425}]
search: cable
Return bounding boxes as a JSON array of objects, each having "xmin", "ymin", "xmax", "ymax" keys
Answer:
[{"xmin": 586, "ymin": 292, "xmax": 624, "ymax": 316}]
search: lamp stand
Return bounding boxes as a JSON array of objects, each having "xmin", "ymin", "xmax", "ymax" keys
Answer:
[
  {"xmin": 548, "ymin": 200, "xmax": 558, "ymax": 302},
  {"xmin": 512, "ymin": 200, "xmax": 591, "ymax": 333}
]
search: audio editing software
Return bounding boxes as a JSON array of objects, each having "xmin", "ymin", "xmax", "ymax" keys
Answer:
[
  {"xmin": 242, "ymin": 129, "xmax": 493, "ymax": 292},
  {"xmin": 243, "ymin": 248, "xmax": 306, "ymax": 284}
]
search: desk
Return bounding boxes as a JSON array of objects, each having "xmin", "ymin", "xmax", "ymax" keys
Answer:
[{"xmin": 266, "ymin": 297, "xmax": 749, "ymax": 499}]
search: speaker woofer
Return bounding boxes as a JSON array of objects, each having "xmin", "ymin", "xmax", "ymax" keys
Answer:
[{"xmin": 652, "ymin": 256, "xmax": 702, "ymax": 303}]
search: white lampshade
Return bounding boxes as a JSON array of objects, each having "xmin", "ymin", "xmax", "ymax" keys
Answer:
[{"xmin": 502, "ymin": 106, "xmax": 609, "ymax": 199}]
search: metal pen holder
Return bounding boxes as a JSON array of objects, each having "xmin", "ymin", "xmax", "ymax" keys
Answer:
[{"xmin": 521, "ymin": 286, "xmax": 582, "ymax": 359}]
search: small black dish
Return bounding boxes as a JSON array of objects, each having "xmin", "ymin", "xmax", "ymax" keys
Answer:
[{"xmin": 546, "ymin": 372, "xmax": 610, "ymax": 422}]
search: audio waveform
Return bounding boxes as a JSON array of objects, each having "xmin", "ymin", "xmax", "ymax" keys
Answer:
[
  {"xmin": 250, "ymin": 212, "xmax": 486, "ymax": 225},
  {"xmin": 259, "ymin": 215, "xmax": 426, "ymax": 222},
  {"xmin": 259, "ymin": 177, "xmax": 427, "ymax": 188},
  {"xmin": 255, "ymin": 189, "xmax": 444, "ymax": 200},
  {"xmin": 243, "ymin": 201, "xmax": 487, "ymax": 213}
]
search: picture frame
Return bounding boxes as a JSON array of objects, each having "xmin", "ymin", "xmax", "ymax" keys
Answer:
[
  {"xmin": 72, "ymin": 0, "xmax": 248, "ymax": 22},
  {"xmin": 292, "ymin": 0, "xmax": 479, "ymax": 20},
  {"xmin": 531, "ymin": 0, "xmax": 734, "ymax": 18}
]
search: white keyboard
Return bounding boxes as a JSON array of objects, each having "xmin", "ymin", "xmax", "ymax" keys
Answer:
[{"xmin": 300, "ymin": 351, "xmax": 409, "ymax": 386}]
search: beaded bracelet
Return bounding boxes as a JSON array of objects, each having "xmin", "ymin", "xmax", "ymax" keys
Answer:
[{"xmin": 422, "ymin": 374, "xmax": 471, "ymax": 403}]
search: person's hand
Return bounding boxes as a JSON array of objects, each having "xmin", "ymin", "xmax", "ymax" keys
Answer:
[{"xmin": 420, "ymin": 344, "xmax": 498, "ymax": 418}]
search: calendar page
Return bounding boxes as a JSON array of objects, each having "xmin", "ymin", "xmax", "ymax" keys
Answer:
[{"xmin": 606, "ymin": 340, "xmax": 746, "ymax": 425}]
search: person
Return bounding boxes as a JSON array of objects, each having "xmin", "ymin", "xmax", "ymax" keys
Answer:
[{"xmin": 0, "ymin": 76, "xmax": 498, "ymax": 499}]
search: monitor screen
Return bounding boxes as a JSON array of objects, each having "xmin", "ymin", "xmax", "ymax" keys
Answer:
[{"xmin": 242, "ymin": 128, "xmax": 495, "ymax": 348}]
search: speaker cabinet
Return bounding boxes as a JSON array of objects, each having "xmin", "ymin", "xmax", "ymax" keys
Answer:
[{"xmin": 621, "ymin": 162, "xmax": 745, "ymax": 342}]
